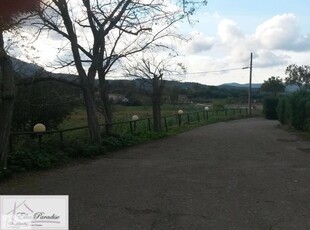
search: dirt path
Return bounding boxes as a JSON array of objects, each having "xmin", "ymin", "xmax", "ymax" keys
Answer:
[{"xmin": 1, "ymin": 118, "xmax": 310, "ymax": 230}]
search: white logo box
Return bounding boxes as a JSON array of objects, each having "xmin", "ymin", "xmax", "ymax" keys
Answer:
[{"xmin": 0, "ymin": 195, "xmax": 68, "ymax": 230}]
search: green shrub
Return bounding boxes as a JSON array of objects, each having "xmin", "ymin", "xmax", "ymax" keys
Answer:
[
  {"xmin": 7, "ymin": 149, "xmax": 67, "ymax": 171},
  {"xmin": 61, "ymin": 140, "xmax": 85, "ymax": 158},
  {"xmin": 277, "ymin": 96, "xmax": 290, "ymax": 125},
  {"xmin": 134, "ymin": 131, "xmax": 168, "ymax": 141},
  {"xmin": 263, "ymin": 97, "xmax": 279, "ymax": 120},
  {"xmin": 102, "ymin": 134, "xmax": 137, "ymax": 151},
  {"xmin": 289, "ymin": 91, "xmax": 310, "ymax": 130},
  {"xmin": 81, "ymin": 145, "xmax": 106, "ymax": 158},
  {"xmin": 276, "ymin": 91, "xmax": 310, "ymax": 131}
]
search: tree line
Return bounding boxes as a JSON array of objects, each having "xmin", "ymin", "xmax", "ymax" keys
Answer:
[{"xmin": 260, "ymin": 64, "xmax": 310, "ymax": 96}]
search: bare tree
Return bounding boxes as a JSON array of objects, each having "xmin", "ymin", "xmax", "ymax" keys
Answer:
[
  {"xmin": 32, "ymin": 0, "xmax": 193, "ymax": 139},
  {"xmin": 126, "ymin": 53, "xmax": 186, "ymax": 132},
  {"xmin": 0, "ymin": 0, "xmax": 40, "ymax": 168},
  {"xmin": 181, "ymin": 0, "xmax": 208, "ymax": 15}
]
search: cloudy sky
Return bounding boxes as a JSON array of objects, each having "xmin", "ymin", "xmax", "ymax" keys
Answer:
[
  {"xmin": 11, "ymin": 0, "xmax": 310, "ymax": 86},
  {"xmin": 178, "ymin": 0, "xmax": 310, "ymax": 85}
]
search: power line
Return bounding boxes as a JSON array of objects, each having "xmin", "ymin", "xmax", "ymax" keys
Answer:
[
  {"xmin": 172, "ymin": 67, "xmax": 249, "ymax": 76},
  {"xmin": 106, "ymin": 66, "xmax": 250, "ymax": 79}
]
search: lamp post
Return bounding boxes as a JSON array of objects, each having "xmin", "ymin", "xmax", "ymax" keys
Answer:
[
  {"xmin": 204, "ymin": 106, "xmax": 209, "ymax": 120},
  {"xmin": 177, "ymin": 110, "xmax": 183, "ymax": 126},
  {"xmin": 33, "ymin": 123, "xmax": 46, "ymax": 147},
  {"xmin": 131, "ymin": 115, "xmax": 139, "ymax": 132},
  {"xmin": 132, "ymin": 115, "xmax": 139, "ymax": 121}
]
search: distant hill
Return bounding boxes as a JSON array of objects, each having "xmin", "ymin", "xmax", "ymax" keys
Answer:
[
  {"xmin": 10, "ymin": 57, "xmax": 262, "ymax": 91},
  {"xmin": 11, "ymin": 57, "xmax": 80, "ymax": 86},
  {"xmin": 220, "ymin": 82, "xmax": 299, "ymax": 93},
  {"xmin": 11, "ymin": 57, "xmax": 44, "ymax": 77},
  {"xmin": 219, "ymin": 82, "xmax": 262, "ymax": 89}
]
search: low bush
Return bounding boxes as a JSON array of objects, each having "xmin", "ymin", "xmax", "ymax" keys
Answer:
[
  {"xmin": 81, "ymin": 144, "xmax": 106, "ymax": 158},
  {"xmin": 8, "ymin": 149, "xmax": 69, "ymax": 172},
  {"xmin": 102, "ymin": 134, "xmax": 137, "ymax": 151}
]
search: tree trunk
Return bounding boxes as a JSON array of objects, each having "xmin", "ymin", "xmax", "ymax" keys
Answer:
[
  {"xmin": 82, "ymin": 87, "xmax": 101, "ymax": 144},
  {"xmin": 152, "ymin": 77, "xmax": 162, "ymax": 132},
  {"xmin": 99, "ymin": 78, "xmax": 113, "ymax": 135},
  {"xmin": 152, "ymin": 96, "xmax": 162, "ymax": 132},
  {"xmin": 0, "ymin": 31, "xmax": 16, "ymax": 169}
]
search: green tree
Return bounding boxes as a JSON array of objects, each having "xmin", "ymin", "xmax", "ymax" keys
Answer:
[
  {"xmin": 260, "ymin": 76, "xmax": 285, "ymax": 96},
  {"xmin": 12, "ymin": 81, "xmax": 78, "ymax": 131},
  {"xmin": 285, "ymin": 64, "xmax": 310, "ymax": 90}
]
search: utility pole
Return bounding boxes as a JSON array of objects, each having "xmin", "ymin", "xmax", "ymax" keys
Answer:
[{"xmin": 248, "ymin": 52, "xmax": 253, "ymax": 116}]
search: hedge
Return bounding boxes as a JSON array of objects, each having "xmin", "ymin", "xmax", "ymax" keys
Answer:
[{"xmin": 277, "ymin": 91, "xmax": 310, "ymax": 131}]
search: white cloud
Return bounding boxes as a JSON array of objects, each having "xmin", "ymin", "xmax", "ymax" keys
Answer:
[
  {"xmin": 253, "ymin": 50, "xmax": 288, "ymax": 68},
  {"xmin": 186, "ymin": 32, "xmax": 214, "ymax": 54},
  {"xmin": 255, "ymin": 13, "xmax": 310, "ymax": 51},
  {"xmin": 185, "ymin": 14, "xmax": 307, "ymax": 69},
  {"xmin": 217, "ymin": 19, "xmax": 244, "ymax": 43},
  {"xmin": 255, "ymin": 14, "xmax": 298, "ymax": 49}
]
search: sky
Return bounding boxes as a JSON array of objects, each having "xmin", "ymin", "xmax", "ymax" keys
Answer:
[
  {"xmin": 10, "ymin": 0, "xmax": 310, "ymax": 86},
  {"xmin": 177, "ymin": 0, "xmax": 310, "ymax": 85}
]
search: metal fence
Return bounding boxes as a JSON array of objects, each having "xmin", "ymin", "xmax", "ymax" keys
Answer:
[{"xmin": 10, "ymin": 108, "xmax": 248, "ymax": 150}]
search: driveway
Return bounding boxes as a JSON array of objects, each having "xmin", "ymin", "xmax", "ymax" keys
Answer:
[{"xmin": 1, "ymin": 118, "xmax": 310, "ymax": 230}]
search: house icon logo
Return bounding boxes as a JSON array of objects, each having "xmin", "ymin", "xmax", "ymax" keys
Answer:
[
  {"xmin": 0, "ymin": 195, "xmax": 68, "ymax": 230},
  {"xmin": 6, "ymin": 200, "xmax": 36, "ymax": 227}
]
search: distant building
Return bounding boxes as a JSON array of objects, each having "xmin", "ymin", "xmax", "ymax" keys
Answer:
[{"xmin": 108, "ymin": 93, "xmax": 129, "ymax": 104}]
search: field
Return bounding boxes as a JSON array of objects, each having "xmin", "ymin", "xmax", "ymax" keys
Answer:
[
  {"xmin": 58, "ymin": 104, "xmax": 211, "ymax": 129},
  {"xmin": 10, "ymin": 102, "xmax": 257, "ymax": 153}
]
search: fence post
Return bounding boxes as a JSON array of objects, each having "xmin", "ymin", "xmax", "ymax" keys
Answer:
[
  {"xmin": 129, "ymin": 121, "xmax": 133, "ymax": 133},
  {"xmin": 187, "ymin": 114, "xmax": 190, "ymax": 124},
  {"xmin": 164, "ymin": 117, "xmax": 168, "ymax": 131},
  {"xmin": 178, "ymin": 114, "xmax": 182, "ymax": 126},
  {"xmin": 148, "ymin": 118, "xmax": 151, "ymax": 131},
  {"xmin": 197, "ymin": 112, "xmax": 200, "ymax": 122},
  {"xmin": 38, "ymin": 134, "xmax": 43, "ymax": 148}
]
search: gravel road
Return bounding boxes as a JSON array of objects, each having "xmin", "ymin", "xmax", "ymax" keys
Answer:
[{"xmin": 1, "ymin": 117, "xmax": 310, "ymax": 230}]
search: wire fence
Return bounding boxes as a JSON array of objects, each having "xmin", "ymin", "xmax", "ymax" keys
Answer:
[{"xmin": 10, "ymin": 108, "xmax": 248, "ymax": 150}]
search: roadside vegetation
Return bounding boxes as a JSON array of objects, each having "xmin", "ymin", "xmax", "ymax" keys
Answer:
[
  {"xmin": 1, "ymin": 100, "xmax": 252, "ymax": 180},
  {"xmin": 261, "ymin": 65, "xmax": 310, "ymax": 140}
]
